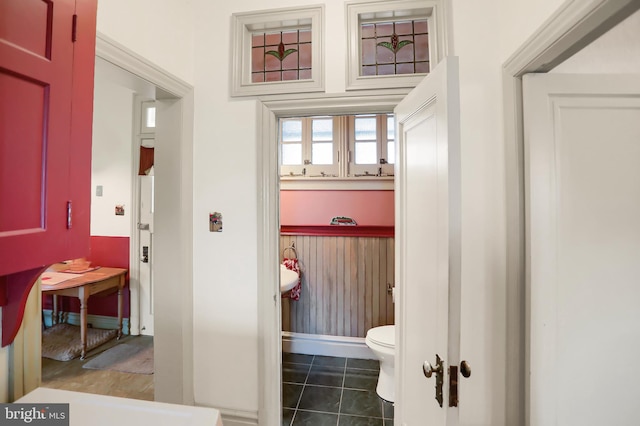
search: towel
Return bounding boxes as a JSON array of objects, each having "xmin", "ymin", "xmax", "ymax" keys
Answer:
[{"xmin": 281, "ymin": 258, "xmax": 301, "ymax": 301}]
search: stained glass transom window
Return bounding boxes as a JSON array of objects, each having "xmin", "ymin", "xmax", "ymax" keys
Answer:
[
  {"xmin": 251, "ymin": 29, "xmax": 312, "ymax": 83},
  {"xmin": 360, "ymin": 19, "xmax": 429, "ymax": 76}
]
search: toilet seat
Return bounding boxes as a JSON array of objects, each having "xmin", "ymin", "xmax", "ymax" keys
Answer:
[{"xmin": 366, "ymin": 325, "xmax": 395, "ymax": 349}]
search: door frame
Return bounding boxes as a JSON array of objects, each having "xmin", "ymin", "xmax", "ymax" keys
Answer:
[
  {"xmin": 257, "ymin": 91, "xmax": 409, "ymax": 426},
  {"xmin": 502, "ymin": 0, "xmax": 640, "ymax": 424},
  {"xmin": 95, "ymin": 32, "xmax": 195, "ymax": 405}
]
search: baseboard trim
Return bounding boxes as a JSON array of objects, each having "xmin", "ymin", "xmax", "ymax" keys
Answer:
[
  {"xmin": 282, "ymin": 331, "xmax": 376, "ymax": 359},
  {"xmin": 42, "ymin": 309, "xmax": 130, "ymax": 335}
]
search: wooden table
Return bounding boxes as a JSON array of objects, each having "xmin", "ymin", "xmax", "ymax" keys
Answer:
[{"xmin": 41, "ymin": 267, "xmax": 127, "ymax": 359}]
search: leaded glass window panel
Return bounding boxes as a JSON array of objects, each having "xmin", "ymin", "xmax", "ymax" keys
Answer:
[
  {"xmin": 251, "ymin": 29, "xmax": 312, "ymax": 83},
  {"xmin": 231, "ymin": 6, "xmax": 324, "ymax": 96},
  {"xmin": 346, "ymin": 1, "xmax": 440, "ymax": 91},
  {"xmin": 360, "ymin": 19, "xmax": 429, "ymax": 76}
]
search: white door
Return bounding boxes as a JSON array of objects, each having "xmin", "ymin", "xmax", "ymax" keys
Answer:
[
  {"xmin": 395, "ymin": 56, "xmax": 462, "ymax": 425},
  {"xmin": 524, "ymin": 73, "xmax": 640, "ymax": 426},
  {"xmin": 138, "ymin": 174, "xmax": 154, "ymax": 335}
]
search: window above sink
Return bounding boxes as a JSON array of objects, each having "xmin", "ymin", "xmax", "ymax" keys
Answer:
[{"xmin": 279, "ymin": 113, "xmax": 395, "ymax": 190}]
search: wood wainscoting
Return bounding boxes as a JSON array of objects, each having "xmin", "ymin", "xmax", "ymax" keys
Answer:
[{"xmin": 280, "ymin": 234, "xmax": 394, "ymax": 338}]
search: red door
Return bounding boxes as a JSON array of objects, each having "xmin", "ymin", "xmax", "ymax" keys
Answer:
[
  {"xmin": 1, "ymin": 0, "xmax": 97, "ymax": 347},
  {"xmin": 0, "ymin": 0, "xmax": 95, "ymax": 276}
]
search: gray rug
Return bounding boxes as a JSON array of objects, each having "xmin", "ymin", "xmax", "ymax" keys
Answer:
[
  {"xmin": 42, "ymin": 323, "xmax": 117, "ymax": 361},
  {"xmin": 82, "ymin": 339, "xmax": 154, "ymax": 375}
]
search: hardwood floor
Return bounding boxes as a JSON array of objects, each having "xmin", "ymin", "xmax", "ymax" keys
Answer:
[{"xmin": 41, "ymin": 334, "xmax": 154, "ymax": 401}]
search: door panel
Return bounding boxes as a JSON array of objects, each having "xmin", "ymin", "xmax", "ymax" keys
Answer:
[
  {"xmin": 524, "ymin": 73, "xmax": 640, "ymax": 425},
  {"xmin": 0, "ymin": 0, "xmax": 74, "ymax": 275},
  {"xmin": 395, "ymin": 56, "xmax": 461, "ymax": 425},
  {"xmin": 0, "ymin": 0, "xmax": 97, "ymax": 275}
]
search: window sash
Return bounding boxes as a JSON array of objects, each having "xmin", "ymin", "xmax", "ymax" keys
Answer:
[
  {"xmin": 280, "ymin": 116, "xmax": 341, "ymax": 177},
  {"xmin": 348, "ymin": 114, "xmax": 394, "ymax": 177},
  {"xmin": 279, "ymin": 114, "xmax": 395, "ymax": 179}
]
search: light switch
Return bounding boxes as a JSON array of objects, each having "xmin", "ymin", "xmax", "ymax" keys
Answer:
[{"xmin": 96, "ymin": 185, "xmax": 103, "ymax": 196}]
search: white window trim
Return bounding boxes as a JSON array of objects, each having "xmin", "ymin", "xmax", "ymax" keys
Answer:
[
  {"xmin": 345, "ymin": 0, "xmax": 443, "ymax": 91},
  {"xmin": 231, "ymin": 5, "xmax": 325, "ymax": 97},
  {"xmin": 280, "ymin": 176, "xmax": 394, "ymax": 190}
]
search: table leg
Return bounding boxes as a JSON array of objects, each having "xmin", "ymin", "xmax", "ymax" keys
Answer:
[
  {"xmin": 79, "ymin": 289, "xmax": 88, "ymax": 360},
  {"xmin": 52, "ymin": 295, "xmax": 58, "ymax": 325},
  {"xmin": 117, "ymin": 280, "xmax": 123, "ymax": 339}
]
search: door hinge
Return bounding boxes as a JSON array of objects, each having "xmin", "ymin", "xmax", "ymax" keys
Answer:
[
  {"xmin": 72, "ymin": 14, "xmax": 78, "ymax": 42},
  {"xmin": 67, "ymin": 201, "xmax": 72, "ymax": 229}
]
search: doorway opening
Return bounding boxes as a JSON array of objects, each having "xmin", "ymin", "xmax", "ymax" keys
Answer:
[
  {"xmin": 277, "ymin": 112, "xmax": 396, "ymax": 424},
  {"xmin": 39, "ymin": 58, "xmax": 158, "ymax": 400},
  {"xmin": 256, "ymin": 93, "xmax": 407, "ymax": 426},
  {"xmin": 34, "ymin": 33, "xmax": 195, "ymax": 405}
]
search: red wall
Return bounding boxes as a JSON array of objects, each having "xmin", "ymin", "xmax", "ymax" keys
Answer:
[
  {"xmin": 42, "ymin": 236, "xmax": 130, "ymax": 318},
  {"xmin": 280, "ymin": 190, "xmax": 394, "ymax": 226}
]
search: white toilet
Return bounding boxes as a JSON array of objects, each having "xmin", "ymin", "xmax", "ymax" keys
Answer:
[{"xmin": 365, "ymin": 325, "xmax": 395, "ymax": 402}]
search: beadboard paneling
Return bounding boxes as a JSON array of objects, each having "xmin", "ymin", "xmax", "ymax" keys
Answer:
[{"xmin": 280, "ymin": 235, "xmax": 394, "ymax": 338}]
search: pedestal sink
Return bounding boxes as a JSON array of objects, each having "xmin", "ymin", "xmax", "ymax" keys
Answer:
[{"xmin": 280, "ymin": 264, "xmax": 298, "ymax": 293}]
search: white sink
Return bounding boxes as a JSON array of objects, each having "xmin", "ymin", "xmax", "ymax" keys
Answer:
[{"xmin": 280, "ymin": 264, "xmax": 298, "ymax": 293}]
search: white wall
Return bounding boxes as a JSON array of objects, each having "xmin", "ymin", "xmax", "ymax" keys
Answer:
[
  {"xmin": 90, "ymin": 58, "xmax": 156, "ymax": 237},
  {"xmin": 498, "ymin": 0, "xmax": 567, "ymax": 61},
  {"xmin": 91, "ymin": 0, "xmax": 574, "ymax": 423},
  {"xmin": 96, "ymin": 0, "xmax": 195, "ymax": 85},
  {"xmin": 552, "ymin": 8, "xmax": 640, "ymax": 73},
  {"xmin": 90, "ymin": 64, "xmax": 136, "ymax": 237}
]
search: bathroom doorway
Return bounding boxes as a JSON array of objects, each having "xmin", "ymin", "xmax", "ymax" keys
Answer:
[{"xmin": 278, "ymin": 112, "xmax": 396, "ymax": 424}]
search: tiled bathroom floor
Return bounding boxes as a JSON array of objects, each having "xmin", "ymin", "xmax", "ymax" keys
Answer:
[{"xmin": 282, "ymin": 353, "xmax": 394, "ymax": 426}]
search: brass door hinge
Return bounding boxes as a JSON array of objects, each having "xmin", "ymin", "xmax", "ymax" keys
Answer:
[{"xmin": 72, "ymin": 14, "xmax": 78, "ymax": 42}]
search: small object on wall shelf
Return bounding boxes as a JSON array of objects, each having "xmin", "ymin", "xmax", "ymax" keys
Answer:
[
  {"xmin": 330, "ymin": 216, "xmax": 357, "ymax": 226},
  {"xmin": 115, "ymin": 205, "xmax": 125, "ymax": 216},
  {"xmin": 210, "ymin": 212, "xmax": 223, "ymax": 232}
]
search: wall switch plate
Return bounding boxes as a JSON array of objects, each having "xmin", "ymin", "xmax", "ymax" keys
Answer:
[{"xmin": 96, "ymin": 185, "xmax": 103, "ymax": 196}]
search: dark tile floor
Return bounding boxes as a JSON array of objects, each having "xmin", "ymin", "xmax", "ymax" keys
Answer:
[{"xmin": 282, "ymin": 353, "xmax": 394, "ymax": 426}]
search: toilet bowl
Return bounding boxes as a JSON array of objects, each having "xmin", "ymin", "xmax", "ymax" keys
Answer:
[{"xmin": 365, "ymin": 325, "xmax": 395, "ymax": 402}]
